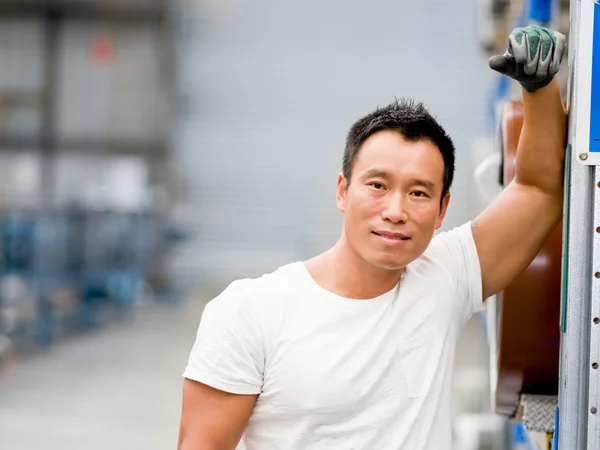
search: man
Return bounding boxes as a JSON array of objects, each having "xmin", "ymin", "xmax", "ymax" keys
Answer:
[{"xmin": 178, "ymin": 25, "xmax": 567, "ymax": 449}]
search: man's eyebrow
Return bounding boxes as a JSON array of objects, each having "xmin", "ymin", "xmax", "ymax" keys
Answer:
[
  {"xmin": 362, "ymin": 169, "xmax": 393, "ymax": 180},
  {"xmin": 410, "ymin": 179, "xmax": 436, "ymax": 191},
  {"xmin": 362, "ymin": 170, "xmax": 436, "ymax": 190},
  {"xmin": 361, "ymin": 170, "xmax": 437, "ymax": 191}
]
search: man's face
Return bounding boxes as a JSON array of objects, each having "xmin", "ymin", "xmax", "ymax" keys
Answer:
[{"xmin": 337, "ymin": 130, "xmax": 450, "ymax": 271}]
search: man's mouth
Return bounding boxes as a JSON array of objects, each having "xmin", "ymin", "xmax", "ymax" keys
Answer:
[{"xmin": 372, "ymin": 231, "xmax": 411, "ymax": 241}]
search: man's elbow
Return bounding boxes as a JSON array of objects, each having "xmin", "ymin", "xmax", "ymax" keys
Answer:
[
  {"xmin": 512, "ymin": 181, "xmax": 564, "ymax": 220},
  {"xmin": 178, "ymin": 423, "xmax": 241, "ymax": 450},
  {"xmin": 512, "ymin": 171, "xmax": 565, "ymax": 200},
  {"xmin": 178, "ymin": 438, "xmax": 205, "ymax": 450},
  {"xmin": 177, "ymin": 422, "xmax": 211, "ymax": 450},
  {"xmin": 178, "ymin": 433, "xmax": 223, "ymax": 450}
]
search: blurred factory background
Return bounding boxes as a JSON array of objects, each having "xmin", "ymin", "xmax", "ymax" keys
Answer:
[{"xmin": 0, "ymin": 0, "xmax": 565, "ymax": 449}]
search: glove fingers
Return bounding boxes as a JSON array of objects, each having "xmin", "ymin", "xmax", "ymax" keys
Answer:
[
  {"xmin": 535, "ymin": 30, "xmax": 554, "ymax": 79},
  {"xmin": 536, "ymin": 46, "xmax": 551, "ymax": 79},
  {"xmin": 524, "ymin": 33, "xmax": 542, "ymax": 76},
  {"xmin": 550, "ymin": 32, "xmax": 567, "ymax": 74},
  {"xmin": 495, "ymin": 26, "xmax": 564, "ymax": 93},
  {"xmin": 509, "ymin": 34, "xmax": 528, "ymax": 65}
]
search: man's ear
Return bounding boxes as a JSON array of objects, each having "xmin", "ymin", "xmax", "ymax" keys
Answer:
[
  {"xmin": 435, "ymin": 192, "xmax": 451, "ymax": 230},
  {"xmin": 336, "ymin": 173, "xmax": 348, "ymax": 213}
]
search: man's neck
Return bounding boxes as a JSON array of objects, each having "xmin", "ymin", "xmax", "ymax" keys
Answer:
[{"xmin": 304, "ymin": 238, "xmax": 404, "ymax": 300}]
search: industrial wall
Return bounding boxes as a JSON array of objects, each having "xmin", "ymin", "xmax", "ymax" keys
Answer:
[{"xmin": 174, "ymin": 0, "xmax": 489, "ymax": 289}]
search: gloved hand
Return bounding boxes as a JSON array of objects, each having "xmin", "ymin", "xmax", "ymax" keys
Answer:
[{"xmin": 488, "ymin": 25, "xmax": 567, "ymax": 94}]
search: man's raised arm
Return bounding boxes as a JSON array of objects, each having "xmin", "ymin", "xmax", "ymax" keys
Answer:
[{"xmin": 472, "ymin": 25, "xmax": 568, "ymax": 300}]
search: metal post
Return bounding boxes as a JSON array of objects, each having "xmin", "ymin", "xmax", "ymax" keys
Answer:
[
  {"xmin": 558, "ymin": 0, "xmax": 600, "ymax": 448},
  {"xmin": 40, "ymin": 7, "xmax": 61, "ymax": 208},
  {"xmin": 589, "ymin": 164, "xmax": 600, "ymax": 447}
]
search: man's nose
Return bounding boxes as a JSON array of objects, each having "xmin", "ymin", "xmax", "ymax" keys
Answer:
[{"xmin": 381, "ymin": 193, "xmax": 408, "ymax": 224}]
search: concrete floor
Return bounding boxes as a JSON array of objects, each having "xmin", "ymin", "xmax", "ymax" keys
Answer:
[
  {"xmin": 0, "ymin": 300, "xmax": 204, "ymax": 450},
  {"xmin": 0, "ymin": 296, "xmax": 490, "ymax": 450}
]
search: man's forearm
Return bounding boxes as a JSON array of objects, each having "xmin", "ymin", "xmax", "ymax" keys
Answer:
[
  {"xmin": 514, "ymin": 77, "xmax": 567, "ymax": 199},
  {"xmin": 473, "ymin": 25, "xmax": 568, "ymax": 299}
]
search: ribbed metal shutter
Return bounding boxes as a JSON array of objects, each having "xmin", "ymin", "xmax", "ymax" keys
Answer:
[{"xmin": 173, "ymin": 0, "xmax": 488, "ymax": 289}]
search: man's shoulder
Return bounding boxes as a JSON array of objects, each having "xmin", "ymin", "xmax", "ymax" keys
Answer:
[
  {"xmin": 411, "ymin": 222, "xmax": 474, "ymax": 274},
  {"xmin": 424, "ymin": 222, "xmax": 474, "ymax": 255},
  {"xmin": 212, "ymin": 261, "xmax": 305, "ymax": 310}
]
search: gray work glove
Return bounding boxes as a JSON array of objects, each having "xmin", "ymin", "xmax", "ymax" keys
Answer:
[{"xmin": 488, "ymin": 25, "xmax": 567, "ymax": 93}]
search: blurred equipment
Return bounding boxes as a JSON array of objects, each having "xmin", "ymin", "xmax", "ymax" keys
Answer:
[
  {"xmin": 454, "ymin": 413, "xmax": 510, "ymax": 450},
  {"xmin": 493, "ymin": 101, "xmax": 562, "ymax": 417},
  {"xmin": 0, "ymin": 0, "xmax": 189, "ymax": 354},
  {"xmin": 0, "ymin": 0, "xmax": 173, "ymax": 206},
  {"xmin": 0, "ymin": 206, "xmax": 183, "ymax": 348},
  {"xmin": 0, "ymin": 334, "xmax": 16, "ymax": 379}
]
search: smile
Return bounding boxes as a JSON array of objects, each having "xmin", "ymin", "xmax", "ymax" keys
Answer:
[{"xmin": 372, "ymin": 231, "xmax": 411, "ymax": 245}]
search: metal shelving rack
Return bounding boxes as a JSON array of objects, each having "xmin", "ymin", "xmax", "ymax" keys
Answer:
[{"xmin": 0, "ymin": 0, "xmax": 174, "ymax": 204}]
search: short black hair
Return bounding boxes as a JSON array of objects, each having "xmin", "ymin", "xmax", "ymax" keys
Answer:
[{"xmin": 342, "ymin": 98, "xmax": 455, "ymax": 202}]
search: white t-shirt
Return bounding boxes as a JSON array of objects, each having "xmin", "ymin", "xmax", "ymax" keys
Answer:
[{"xmin": 183, "ymin": 222, "xmax": 483, "ymax": 450}]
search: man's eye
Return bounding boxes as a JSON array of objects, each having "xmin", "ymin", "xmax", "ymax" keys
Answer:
[
  {"xmin": 412, "ymin": 191, "xmax": 428, "ymax": 197},
  {"xmin": 370, "ymin": 183, "xmax": 384, "ymax": 190}
]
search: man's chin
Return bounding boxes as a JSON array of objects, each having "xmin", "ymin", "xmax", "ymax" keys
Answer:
[{"xmin": 371, "ymin": 258, "xmax": 409, "ymax": 272}]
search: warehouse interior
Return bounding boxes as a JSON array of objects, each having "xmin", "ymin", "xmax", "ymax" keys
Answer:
[{"xmin": 0, "ymin": 0, "xmax": 577, "ymax": 449}]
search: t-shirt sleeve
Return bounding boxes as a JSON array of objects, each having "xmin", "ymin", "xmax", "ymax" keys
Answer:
[
  {"xmin": 427, "ymin": 221, "xmax": 484, "ymax": 325},
  {"xmin": 182, "ymin": 280, "xmax": 264, "ymax": 395}
]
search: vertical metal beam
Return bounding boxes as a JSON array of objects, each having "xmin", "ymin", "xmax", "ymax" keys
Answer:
[
  {"xmin": 40, "ymin": 8, "xmax": 61, "ymax": 207},
  {"xmin": 589, "ymin": 165, "xmax": 600, "ymax": 447},
  {"xmin": 558, "ymin": 0, "xmax": 599, "ymax": 448}
]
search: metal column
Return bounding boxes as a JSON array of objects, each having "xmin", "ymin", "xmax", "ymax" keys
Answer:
[
  {"xmin": 40, "ymin": 8, "xmax": 62, "ymax": 207},
  {"xmin": 558, "ymin": 0, "xmax": 600, "ymax": 448}
]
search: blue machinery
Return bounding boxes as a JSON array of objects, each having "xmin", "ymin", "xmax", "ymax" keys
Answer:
[{"xmin": 0, "ymin": 208, "xmax": 171, "ymax": 349}]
